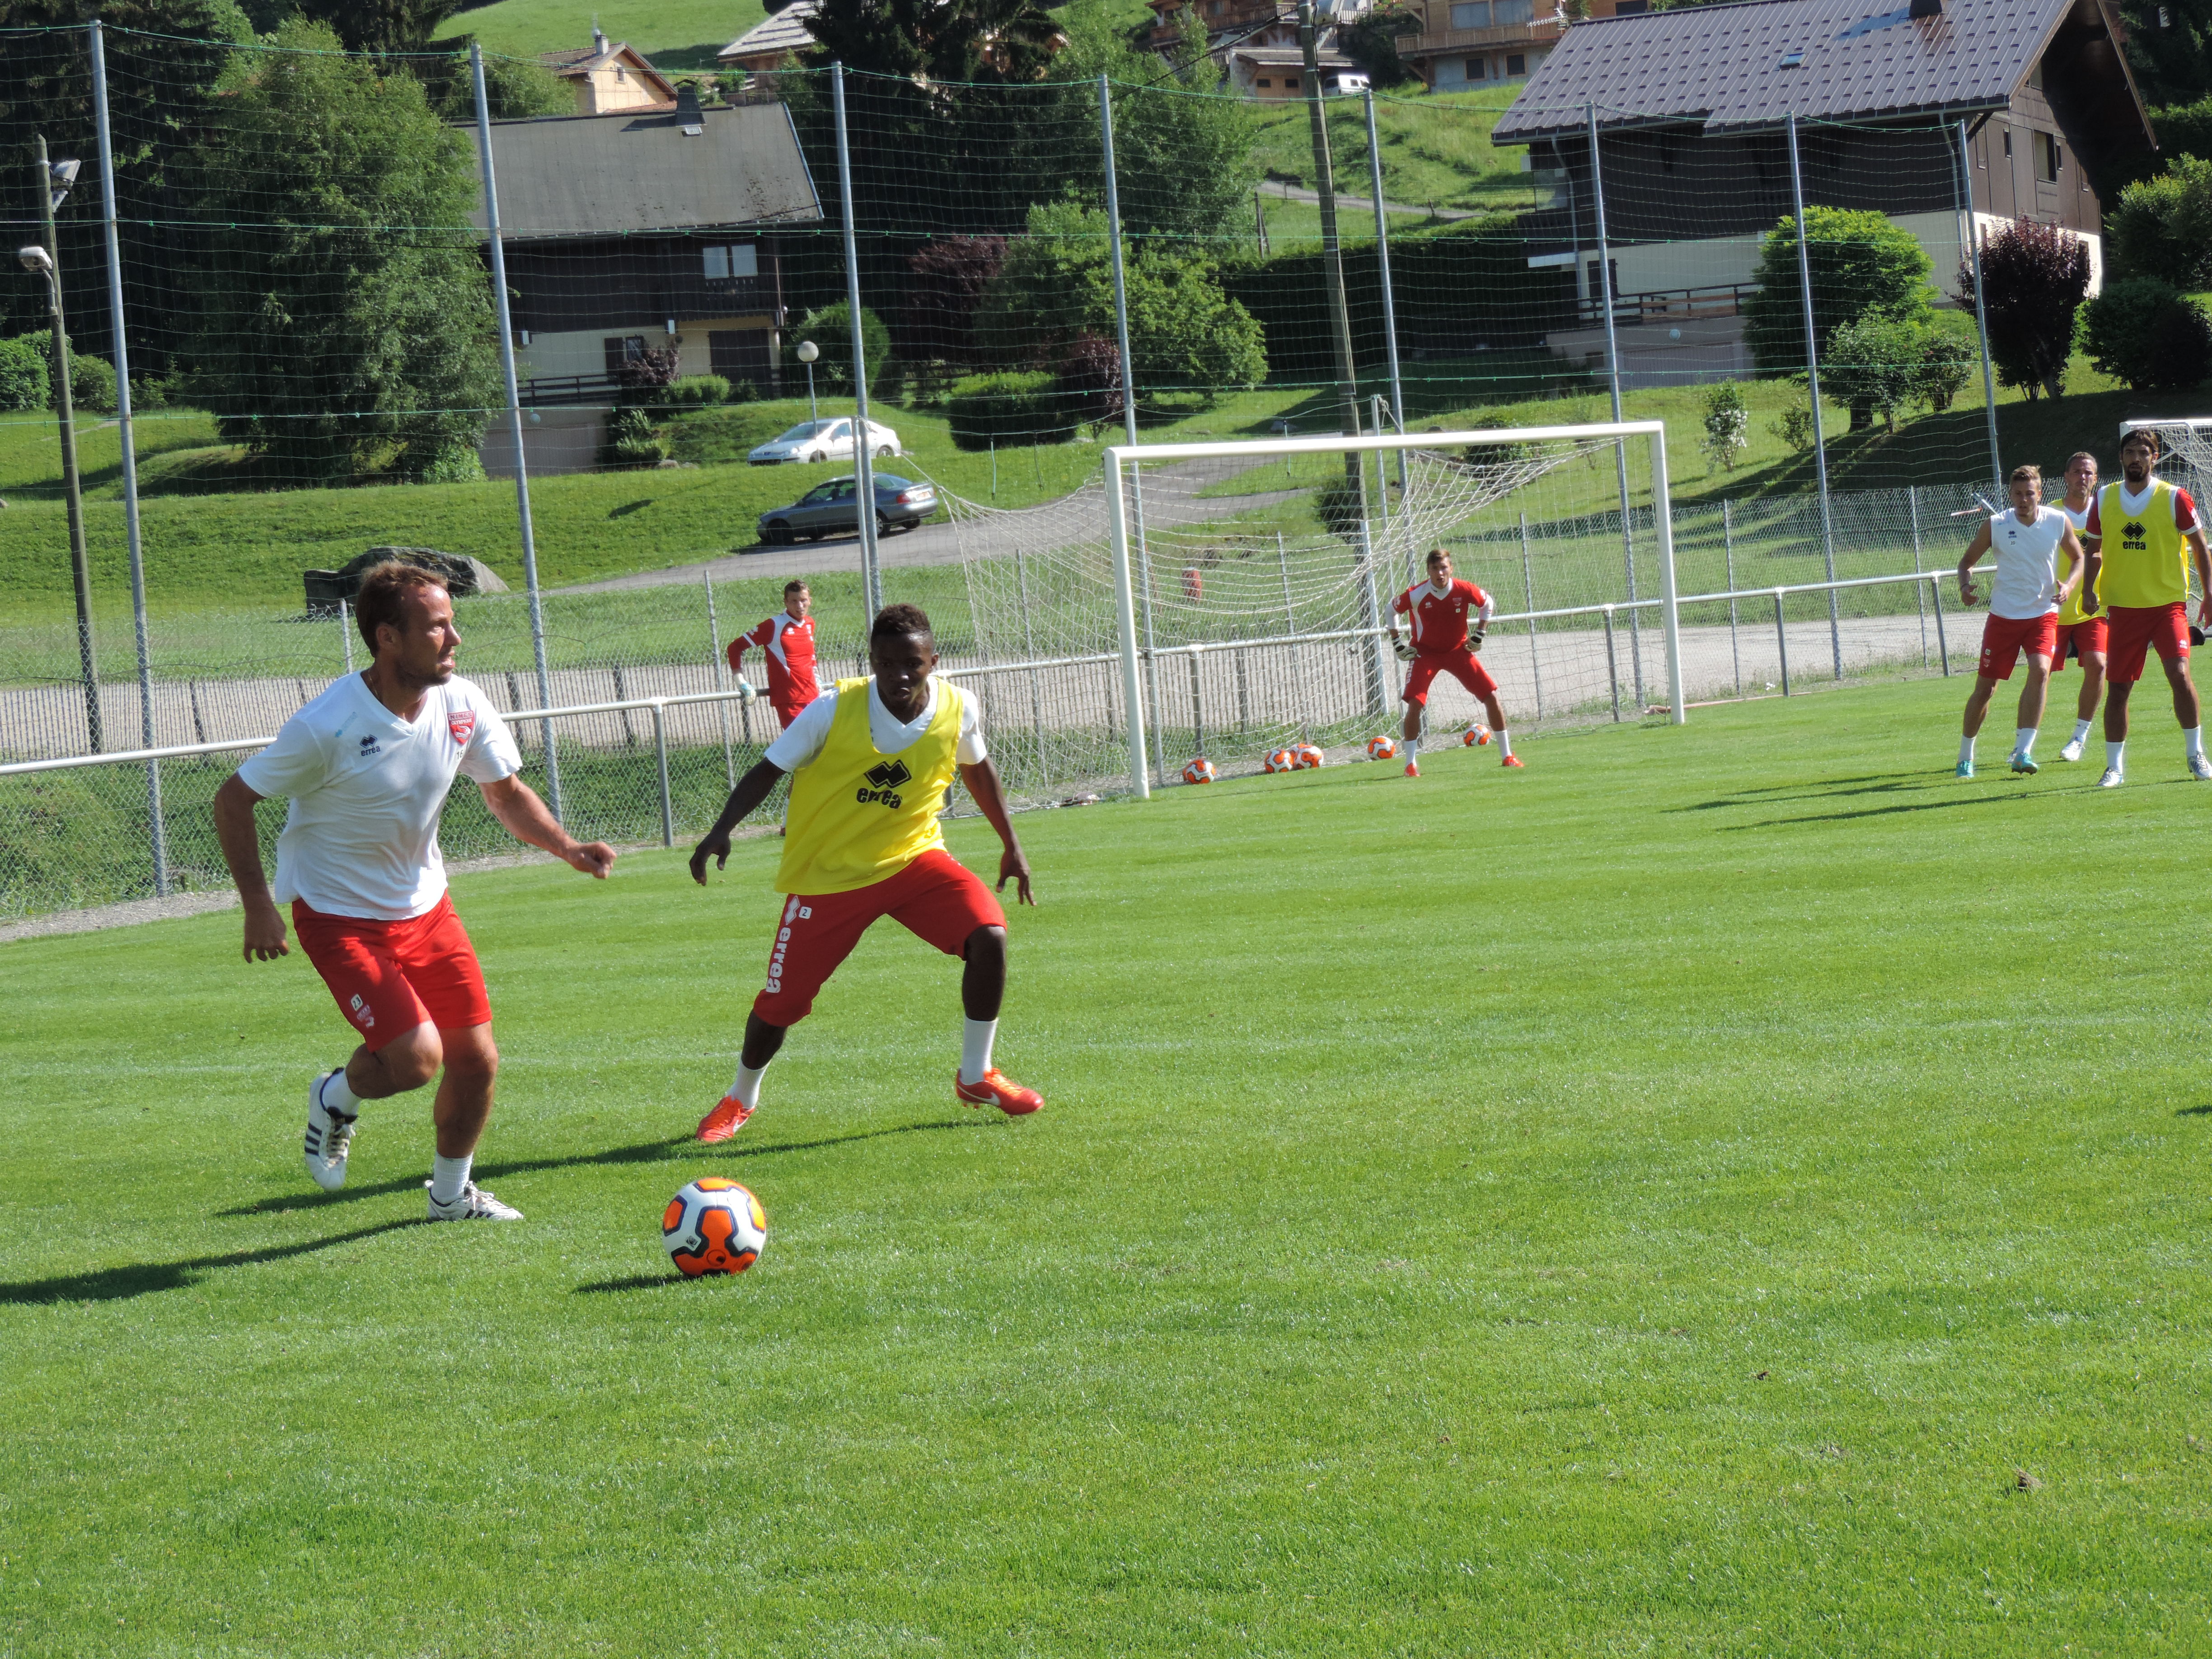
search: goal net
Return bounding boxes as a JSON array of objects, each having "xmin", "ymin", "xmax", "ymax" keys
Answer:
[{"xmin": 931, "ymin": 421, "xmax": 1680, "ymax": 805}]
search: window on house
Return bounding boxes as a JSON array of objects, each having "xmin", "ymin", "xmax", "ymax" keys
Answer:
[
  {"xmin": 1256, "ymin": 76, "xmax": 1272, "ymax": 86},
  {"xmin": 603, "ymin": 335, "xmax": 647, "ymax": 376},
  {"xmin": 703, "ymin": 244, "xmax": 759, "ymax": 281},
  {"xmin": 614, "ymin": 64, "xmax": 627, "ymax": 81},
  {"xmin": 1285, "ymin": 75, "xmax": 1299, "ymax": 87},
  {"xmin": 1466, "ymin": 57, "xmax": 1486, "ymax": 78},
  {"xmin": 1208, "ymin": 0, "xmax": 1223, "ymax": 14},
  {"xmin": 1505, "ymin": 51, "xmax": 1527, "ymax": 74},
  {"xmin": 1496, "ymin": 0, "xmax": 1535, "ymax": 23},
  {"xmin": 2037, "ymin": 132, "xmax": 2062, "ymax": 182},
  {"xmin": 2002, "ymin": 130, "xmax": 2012, "ymax": 157},
  {"xmin": 1451, "ymin": 2, "xmax": 1490, "ymax": 27}
]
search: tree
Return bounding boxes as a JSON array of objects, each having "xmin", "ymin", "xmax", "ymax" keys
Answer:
[
  {"xmin": 178, "ymin": 20, "xmax": 500, "ymax": 483},
  {"xmin": 1699, "ymin": 381, "xmax": 1748, "ymax": 471},
  {"xmin": 975, "ymin": 197, "xmax": 1265, "ymax": 397},
  {"xmin": 1956, "ymin": 218, "xmax": 2091, "ymax": 400},
  {"xmin": 802, "ymin": 0, "xmax": 1067, "ymax": 85},
  {"xmin": 292, "ymin": 0, "xmax": 464, "ymax": 55},
  {"xmin": 1337, "ymin": 6, "xmax": 1421, "ymax": 89},
  {"xmin": 784, "ymin": 301, "xmax": 892, "ymax": 392},
  {"xmin": 1742, "ymin": 206, "xmax": 1932, "ymax": 376},
  {"xmin": 899, "ymin": 236, "xmax": 1006, "ymax": 365},
  {"xmin": 1821, "ymin": 315, "xmax": 1924, "ymax": 431},
  {"xmin": 2082, "ymin": 276, "xmax": 2212, "ymax": 390},
  {"xmin": 2118, "ymin": 0, "xmax": 2212, "ymax": 106},
  {"xmin": 2106, "ymin": 154, "xmax": 2212, "ymax": 287}
]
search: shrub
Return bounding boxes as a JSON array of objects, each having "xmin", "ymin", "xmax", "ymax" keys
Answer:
[
  {"xmin": 0, "ymin": 336, "xmax": 45, "ymax": 411},
  {"xmin": 1916, "ymin": 313, "xmax": 1976, "ymax": 412},
  {"xmin": 661, "ymin": 375, "xmax": 731, "ymax": 408},
  {"xmin": 946, "ymin": 370, "xmax": 1075, "ymax": 450},
  {"xmin": 2106, "ymin": 153, "xmax": 2212, "ymax": 288},
  {"xmin": 1700, "ymin": 381, "xmax": 1749, "ymax": 470},
  {"xmin": 1823, "ymin": 314, "xmax": 1927, "ymax": 431},
  {"xmin": 1771, "ymin": 402, "xmax": 1816, "ymax": 453},
  {"xmin": 2083, "ymin": 277, "xmax": 2212, "ymax": 390},
  {"xmin": 785, "ymin": 303, "xmax": 892, "ymax": 392},
  {"xmin": 1958, "ymin": 218, "xmax": 2091, "ymax": 399},
  {"xmin": 1054, "ymin": 333, "xmax": 1124, "ymax": 429},
  {"xmin": 62, "ymin": 348, "xmax": 117, "ymax": 414},
  {"xmin": 599, "ymin": 406, "xmax": 670, "ymax": 469},
  {"xmin": 1743, "ymin": 206, "xmax": 1933, "ymax": 375}
]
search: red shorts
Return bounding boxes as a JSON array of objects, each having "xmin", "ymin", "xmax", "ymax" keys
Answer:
[
  {"xmin": 1977, "ymin": 613, "xmax": 2057, "ymax": 680},
  {"xmin": 754, "ymin": 848, "xmax": 1006, "ymax": 1026},
  {"xmin": 1401, "ymin": 648, "xmax": 1497, "ymax": 706},
  {"xmin": 2104, "ymin": 603, "xmax": 2190, "ymax": 684},
  {"xmin": 291, "ymin": 894, "xmax": 491, "ymax": 1048},
  {"xmin": 2053, "ymin": 618, "xmax": 2108, "ymax": 665}
]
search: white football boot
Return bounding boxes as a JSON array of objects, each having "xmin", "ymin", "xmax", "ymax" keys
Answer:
[
  {"xmin": 303, "ymin": 1070, "xmax": 358, "ymax": 1192},
  {"xmin": 2097, "ymin": 766, "xmax": 2125, "ymax": 789},
  {"xmin": 2190, "ymin": 751, "xmax": 2212, "ymax": 781},
  {"xmin": 2058, "ymin": 737, "xmax": 2085, "ymax": 763},
  {"xmin": 426, "ymin": 1181, "xmax": 523, "ymax": 1222}
]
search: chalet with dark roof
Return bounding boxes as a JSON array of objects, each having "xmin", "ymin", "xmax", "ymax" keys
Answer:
[{"xmin": 1490, "ymin": 0, "xmax": 2155, "ymax": 386}]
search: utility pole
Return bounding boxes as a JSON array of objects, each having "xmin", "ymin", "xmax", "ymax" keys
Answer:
[
  {"xmin": 28, "ymin": 136, "xmax": 96, "ymax": 751},
  {"xmin": 1298, "ymin": 2, "xmax": 1361, "ymax": 480}
]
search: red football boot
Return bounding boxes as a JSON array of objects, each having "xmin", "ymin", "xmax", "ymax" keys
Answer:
[
  {"xmin": 1501, "ymin": 754, "xmax": 1524, "ymax": 769},
  {"xmin": 696, "ymin": 1095, "xmax": 754, "ymax": 1143},
  {"xmin": 956, "ymin": 1069, "xmax": 1043, "ymax": 1115}
]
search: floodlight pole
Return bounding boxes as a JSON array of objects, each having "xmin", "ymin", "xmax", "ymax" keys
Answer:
[
  {"xmin": 1364, "ymin": 89, "xmax": 1406, "ymax": 493},
  {"xmin": 1586, "ymin": 103, "xmax": 1644, "ymax": 710},
  {"xmin": 1959, "ymin": 119, "xmax": 2003, "ymax": 501},
  {"xmin": 832, "ymin": 63, "xmax": 881, "ymax": 618},
  {"xmin": 1785, "ymin": 112, "xmax": 1843, "ymax": 681},
  {"xmin": 471, "ymin": 44, "xmax": 562, "ymax": 820},
  {"xmin": 90, "ymin": 21, "xmax": 164, "ymax": 889},
  {"xmin": 33, "ymin": 134, "xmax": 98, "ymax": 754}
]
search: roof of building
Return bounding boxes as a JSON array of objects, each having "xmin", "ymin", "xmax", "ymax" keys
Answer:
[
  {"xmin": 719, "ymin": 0, "xmax": 820, "ymax": 63},
  {"xmin": 469, "ymin": 103, "xmax": 824, "ymax": 240},
  {"xmin": 539, "ymin": 39, "xmax": 681, "ymax": 100},
  {"xmin": 1492, "ymin": 0, "xmax": 2100, "ymax": 143}
]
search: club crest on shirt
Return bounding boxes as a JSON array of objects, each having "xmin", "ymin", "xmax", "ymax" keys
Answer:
[{"xmin": 448, "ymin": 710, "xmax": 476, "ymax": 745}]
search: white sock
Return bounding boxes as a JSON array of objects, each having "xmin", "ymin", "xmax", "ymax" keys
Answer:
[
  {"xmin": 318, "ymin": 1068, "xmax": 361, "ymax": 1118},
  {"xmin": 2072, "ymin": 718, "xmax": 2094, "ymax": 744},
  {"xmin": 727, "ymin": 1058, "xmax": 769, "ymax": 1110},
  {"xmin": 1497, "ymin": 727, "xmax": 1513, "ymax": 758},
  {"xmin": 1959, "ymin": 735, "xmax": 1976, "ymax": 767},
  {"xmin": 430, "ymin": 1153, "xmax": 472, "ymax": 1204},
  {"xmin": 1403, "ymin": 736, "xmax": 1420, "ymax": 759},
  {"xmin": 2188, "ymin": 726, "xmax": 2206, "ymax": 759},
  {"xmin": 2107, "ymin": 739, "xmax": 2126, "ymax": 772},
  {"xmin": 960, "ymin": 1017, "xmax": 997, "ymax": 1087},
  {"xmin": 2014, "ymin": 726, "xmax": 2037, "ymax": 757}
]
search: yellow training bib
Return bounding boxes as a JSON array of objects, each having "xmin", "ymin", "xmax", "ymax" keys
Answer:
[
  {"xmin": 2095, "ymin": 479, "xmax": 2190, "ymax": 610},
  {"xmin": 774, "ymin": 676, "xmax": 962, "ymax": 895},
  {"xmin": 2055, "ymin": 504, "xmax": 2097, "ymax": 624}
]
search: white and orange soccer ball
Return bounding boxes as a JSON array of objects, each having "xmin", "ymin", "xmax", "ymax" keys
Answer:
[
  {"xmin": 1263, "ymin": 747, "xmax": 1296, "ymax": 774},
  {"xmin": 662, "ymin": 1177, "xmax": 768, "ymax": 1277},
  {"xmin": 1181, "ymin": 757, "xmax": 1216, "ymax": 784},
  {"xmin": 1364, "ymin": 734, "xmax": 1398, "ymax": 762},
  {"xmin": 1289, "ymin": 743, "xmax": 1324, "ymax": 770},
  {"xmin": 1463, "ymin": 723, "xmax": 1492, "ymax": 747}
]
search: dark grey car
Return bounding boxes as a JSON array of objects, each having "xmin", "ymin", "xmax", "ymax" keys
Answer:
[{"xmin": 755, "ymin": 473, "xmax": 937, "ymax": 546}]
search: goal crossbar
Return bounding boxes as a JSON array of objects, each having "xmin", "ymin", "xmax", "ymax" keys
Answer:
[{"xmin": 1101, "ymin": 422, "xmax": 1682, "ymax": 799}]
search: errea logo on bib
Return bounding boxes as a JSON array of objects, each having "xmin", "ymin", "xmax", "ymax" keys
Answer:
[{"xmin": 857, "ymin": 757, "xmax": 912, "ymax": 809}]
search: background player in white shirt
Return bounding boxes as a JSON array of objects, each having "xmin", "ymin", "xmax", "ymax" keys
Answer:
[
  {"xmin": 211, "ymin": 563, "xmax": 614, "ymax": 1220},
  {"xmin": 1954, "ymin": 465, "xmax": 2083, "ymax": 777}
]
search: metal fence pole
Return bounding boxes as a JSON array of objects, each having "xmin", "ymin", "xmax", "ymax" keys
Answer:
[
  {"xmin": 1775, "ymin": 590, "xmax": 1791, "ymax": 695},
  {"xmin": 1519, "ymin": 511, "xmax": 1543, "ymax": 718},
  {"xmin": 1015, "ymin": 548, "xmax": 1047, "ymax": 784},
  {"xmin": 1785, "ymin": 112, "xmax": 1843, "ymax": 682},
  {"xmin": 91, "ymin": 20, "xmax": 163, "ymax": 890},
  {"xmin": 1603, "ymin": 605, "xmax": 1620, "ymax": 721},
  {"xmin": 1908, "ymin": 484, "xmax": 1928, "ymax": 665},
  {"xmin": 1365, "ymin": 89, "xmax": 1407, "ymax": 495},
  {"xmin": 650, "ymin": 701, "xmax": 673, "ymax": 847},
  {"xmin": 832, "ymin": 63, "xmax": 881, "ymax": 618},
  {"xmin": 338, "ymin": 598, "xmax": 355, "ymax": 674},
  {"xmin": 471, "ymin": 44, "xmax": 560, "ymax": 821},
  {"xmin": 1587, "ymin": 103, "xmax": 1643, "ymax": 706},
  {"xmin": 703, "ymin": 571, "xmax": 736, "ymax": 788},
  {"xmin": 1959, "ymin": 120, "xmax": 2004, "ymax": 502},
  {"xmin": 1723, "ymin": 498, "xmax": 1741, "ymax": 696},
  {"xmin": 1930, "ymin": 571, "xmax": 1950, "ymax": 675}
]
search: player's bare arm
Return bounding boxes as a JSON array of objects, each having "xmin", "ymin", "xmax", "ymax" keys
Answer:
[
  {"xmin": 2192, "ymin": 527, "xmax": 2212, "ymax": 628},
  {"xmin": 690, "ymin": 758, "xmax": 789, "ymax": 884},
  {"xmin": 478, "ymin": 774, "xmax": 615, "ymax": 878},
  {"xmin": 1956, "ymin": 518, "xmax": 1994, "ymax": 608},
  {"xmin": 958, "ymin": 758, "xmax": 1035, "ymax": 905},
  {"xmin": 212, "ymin": 771, "xmax": 289, "ymax": 962}
]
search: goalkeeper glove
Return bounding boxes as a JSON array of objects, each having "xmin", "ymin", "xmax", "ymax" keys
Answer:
[
  {"xmin": 1470, "ymin": 628, "xmax": 1487, "ymax": 649},
  {"xmin": 1392, "ymin": 638, "xmax": 1415, "ymax": 661}
]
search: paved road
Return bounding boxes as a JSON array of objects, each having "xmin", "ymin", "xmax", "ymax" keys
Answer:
[{"xmin": 1258, "ymin": 177, "xmax": 1482, "ymax": 221}]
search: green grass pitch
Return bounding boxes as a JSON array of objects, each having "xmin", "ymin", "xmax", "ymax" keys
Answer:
[{"xmin": 3, "ymin": 675, "xmax": 2207, "ymax": 1655}]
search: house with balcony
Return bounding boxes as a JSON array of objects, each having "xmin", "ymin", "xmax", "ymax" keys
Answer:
[
  {"xmin": 1402, "ymin": 0, "xmax": 1634, "ymax": 92},
  {"xmin": 1489, "ymin": 0, "xmax": 2153, "ymax": 387},
  {"xmin": 1140, "ymin": 0, "xmax": 1371, "ymax": 94},
  {"xmin": 540, "ymin": 30, "xmax": 680, "ymax": 115},
  {"xmin": 465, "ymin": 93, "xmax": 825, "ymax": 475}
]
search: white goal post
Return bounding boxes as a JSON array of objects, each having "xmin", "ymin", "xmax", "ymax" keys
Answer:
[{"xmin": 1101, "ymin": 421, "xmax": 1683, "ymax": 799}]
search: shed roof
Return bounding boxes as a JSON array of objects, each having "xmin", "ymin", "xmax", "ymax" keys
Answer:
[
  {"xmin": 469, "ymin": 103, "xmax": 824, "ymax": 241},
  {"xmin": 1493, "ymin": 0, "xmax": 2084, "ymax": 143},
  {"xmin": 719, "ymin": 0, "xmax": 819, "ymax": 63}
]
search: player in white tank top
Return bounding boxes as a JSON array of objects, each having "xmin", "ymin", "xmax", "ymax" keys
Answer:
[
  {"xmin": 1953, "ymin": 465, "xmax": 2087, "ymax": 776},
  {"xmin": 2049, "ymin": 450, "xmax": 2106, "ymax": 762}
]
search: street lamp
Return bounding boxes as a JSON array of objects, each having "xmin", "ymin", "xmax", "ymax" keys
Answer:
[
  {"xmin": 24, "ymin": 138, "xmax": 96, "ymax": 752},
  {"xmin": 796, "ymin": 338, "xmax": 818, "ymax": 422}
]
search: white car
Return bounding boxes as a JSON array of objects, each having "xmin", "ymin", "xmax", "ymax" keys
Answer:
[
  {"xmin": 1322, "ymin": 72, "xmax": 1370, "ymax": 96},
  {"xmin": 748, "ymin": 417, "xmax": 903, "ymax": 465}
]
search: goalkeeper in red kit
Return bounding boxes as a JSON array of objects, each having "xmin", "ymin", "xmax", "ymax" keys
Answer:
[
  {"xmin": 1387, "ymin": 548, "xmax": 1518, "ymax": 777},
  {"xmin": 727, "ymin": 580, "xmax": 821, "ymax": 731}
]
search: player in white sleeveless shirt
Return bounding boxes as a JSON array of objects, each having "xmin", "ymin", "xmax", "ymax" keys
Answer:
[
  {"xmin": 212, "ymin": 562, "xmax": 615, "ymax": 1219},
  {"xmin": 2049, "ymin": 451, "xmax": 2106, "ymax": 762},
  {"xmin": 1953, "ymin": 464, "xmax": 2085, "ymax": 777}
]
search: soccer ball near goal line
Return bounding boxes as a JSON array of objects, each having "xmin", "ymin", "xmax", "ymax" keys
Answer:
[
  {"xmin": 1462, "ymin": 724, "xmax": 1492, "ymax": 748},
  {"xmin": 1364, "ymin": 735, "xmax": 1398, "ymax": 762},
  {"xmin": 1263, "ymin": 748, "xmax": 1296, "ymax": 774},
  {"xmin": 663, "ymin": 1177, "xmax": 768, "ymax": 1277},
  {"xmin": 1289, "ymin": 743, "xmax": 1324, "ymax": 770},
  {"xmin": 1182, "ymin": 757, "xmax": 1216, "ymax": 784}
]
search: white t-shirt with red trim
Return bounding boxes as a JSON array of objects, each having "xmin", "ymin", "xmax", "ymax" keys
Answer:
[
  {"xmin": 237, "ymin": 672, "xmax": 522, "ymax": 921},
  {"xmin": 1392, "ymin": 577, "xmax": 1494, "ymax": 654}
]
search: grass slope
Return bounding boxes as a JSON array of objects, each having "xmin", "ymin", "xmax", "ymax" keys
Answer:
[
  {"xmin": 1252, "ymin": 85, "xmax": 1532, "ymax": 217},
  {"xmin": 445, "ymin": 0, "xmax": 765, "ymax": 70},
  {"xmin": 3, "ymin": 676, "xmax": 2209, "ymax": 1654}
]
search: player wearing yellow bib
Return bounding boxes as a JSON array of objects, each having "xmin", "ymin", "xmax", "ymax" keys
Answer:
[
  {"xmin": 686, "ymin": 604, "xmax": 1041, "ymax": 1140},
  {"xmin": 2050, "ymin": 451, "xmax": 2106, "ymax": 763},
  {"xmin": 2081, "ymin": 426, "xmax": 2212, "ymax": 787}
]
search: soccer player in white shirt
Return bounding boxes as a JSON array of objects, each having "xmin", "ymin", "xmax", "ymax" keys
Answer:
[
  {"xmin": 211, "ymin": 562, "xmax": 615, "ymax": 1219},
  {"xmin": 1953, "ymin": 465, "xmax": 2084, "ymax": 777}
]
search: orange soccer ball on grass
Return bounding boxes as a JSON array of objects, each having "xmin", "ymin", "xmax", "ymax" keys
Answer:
[
  {"xmin": 1263, "ymin": 748, "xmax": 1297, "ymax": 773},
  {"xmin": 662, "ymin": 1177, "xmax": 768, "ymax": 1277},
  {"xmin": 1289, "ymin": 743, "xmax": 1324, "ymax": 770},
  {"xmin": 1181, "ymin": 757, "xmax": 1217, "ymax": 784},
  {"xmin": 1364, "ymin": 734, "xmax": 1398, "ymax": 762},
  {"xmin": 1462, "ymin": 723, "xmax": 1492, "ymax": 747}
]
